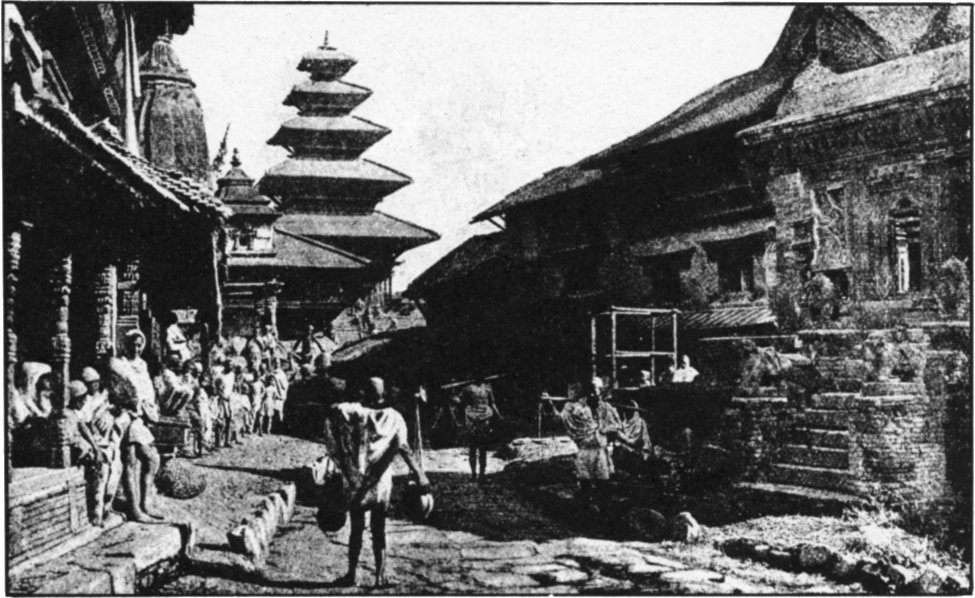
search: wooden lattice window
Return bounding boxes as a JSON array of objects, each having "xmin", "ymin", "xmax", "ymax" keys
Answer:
[{"xmin": 890, "ymin": 198, "xmax": 922, "ymax": 293}]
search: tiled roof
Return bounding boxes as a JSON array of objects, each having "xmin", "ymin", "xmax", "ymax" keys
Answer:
[
  {"xmin": 681, "ymin": 305, "xmax": 777, "ymax": 331},
  {"xmin": 473, "ymin": 6, "xmax": 972, "ymax": 223},
  {"xmin": 846, "ymin": 6, "xmax": 966, "ymax": 56},
  {"xmin": 740, "ymin": 41, "xmax": 970, "ymax": 139},
  {"xmin": 630, "ymin": 218, "xmax": 772, "ymax": 257},
  {"xmin": 267, "ymin": 115, "xmax": 390, "ymax": 157},
  {"xmin": 298, "ymin": 45, "xmax": 357, "ymax": 80},
  {"xmin": 275, "ymin": 211, "xmax": 439, "ymax": 243},
  {"xmin": 228, "ymin": 228, "xmax": 370, "ymax": 270},
  {"xmin": 648, "ymin": 305, "xmax": 777, "ymax": 332},
  {"xmin": 229, "ymin": 204, "xmax": 279, "ymax": 217},
  {"xmin": 284, "ymin": 79, "xmax": 372, "ymax": 114},
  {"xmin": 408, "ymin": 233, "xmax": 508, "ymax": 294},
  {"xmin": 330, "ymin": 327, "xmax": 430, "ymax": 368},
  {"xmin": 263, "ymin": 157, "xmax": 411, "ymax": 183},
  {"xmin": 473, "ymin": 166, "xmax": 603, "ymax": 222},
  {"xmin": 19, "ymin": 99, "xmax": 228, "ymax": 220},
  {"xmin": 473, "ymin": 9, "xmax": 811, "ymax": 223}
]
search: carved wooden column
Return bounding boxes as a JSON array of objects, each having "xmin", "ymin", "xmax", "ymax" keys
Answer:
[
  {"xmin": 6, "ymin": 223, "xmax": 28, "ymax": 480},
  {"xmin": 93, "ymin": 263, "xmax": 118, "ymax": 361},
  {"xmin": 48, "ymin": 250, "xmax": 73, "ymax": 468},
  {"xmin": 212, "ymin": 229, "xmax": 225, "ymax": 339}
]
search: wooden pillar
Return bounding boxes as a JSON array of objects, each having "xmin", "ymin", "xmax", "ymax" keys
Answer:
[
  {"xmin": 93, "ymin": 263, "xmax": 117, "ymax": 362},
  {"xmin": 48, "ymin": 250, "xmax": 72, "ymax": 468},
  {"xmin": 650, "ymin": 313, "xmax": 657, "ymax": 385},
  {"xmin": 210, "ymin": 230, "xmax": 224, "ymax": 340},
  {"xmin": 672, "ymin": 311, "xmax": 678, "ymax": 366},
  {"xmin": 590, "ymin": 313, "xmax": 597, "ymax": 380},
  {"xmin": 610, "ymin": 311, "xmax": 618, "ymax": 390},
  {"xmin": 6, "ymin": 223, "xmax": 28, "ymax": 480}
]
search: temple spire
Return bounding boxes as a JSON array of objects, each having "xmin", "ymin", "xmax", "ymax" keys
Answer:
[{"xmin": 260, "ymin": 34, "xmax": 410, "ymax": 206}]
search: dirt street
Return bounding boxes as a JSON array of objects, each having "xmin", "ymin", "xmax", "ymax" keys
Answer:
[{"xmin": 155, "ymin": 434, "xmax": 833, "ymax": 594}]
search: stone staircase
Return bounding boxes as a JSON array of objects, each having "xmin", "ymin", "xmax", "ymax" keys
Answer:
[{"xmin": 768, "ymin": 392, "xmax": 856, "ymax": 493}]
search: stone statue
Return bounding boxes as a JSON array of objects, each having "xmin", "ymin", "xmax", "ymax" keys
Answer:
[
  {"xmin": 861, "ymin": 331, "xmax": 895, "ymax": 382},
  {"xmin": 889, "ymin": 328, "xmax": 925, "ymax": 382},
  {"xmin": 739, "ymin": 342, "xmax": 812, "ymax": 391},
  {"xmin": 739, "ymin": 343, "xmax": 784, "ymax": 390}
]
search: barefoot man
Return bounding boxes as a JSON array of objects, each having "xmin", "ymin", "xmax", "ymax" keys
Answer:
[{"xmin": 323, "ymin": 377, "xmax": 430, "ymax": 588}]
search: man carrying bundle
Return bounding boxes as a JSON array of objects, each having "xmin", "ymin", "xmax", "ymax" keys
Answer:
[
  {"xmin": 543, "ymin": 377, "xmax": 634, "ymax": 510},
  {"xmin": 323, "ymin": 377, "xmax": 430, "ymax": 588}
]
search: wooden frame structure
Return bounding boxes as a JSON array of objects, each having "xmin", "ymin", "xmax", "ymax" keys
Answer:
[{"xmin": 591, "ymin": 306, "xmax": 680, "ymax": 390}]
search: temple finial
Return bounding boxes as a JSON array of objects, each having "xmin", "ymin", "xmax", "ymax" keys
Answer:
[{"xmin": 230, "ymin": 148, "xmax": 241, "ymax": 168}]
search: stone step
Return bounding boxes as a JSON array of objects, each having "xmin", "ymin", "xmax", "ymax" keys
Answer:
[
  {"xmin": 809, "ymin": 393, "xmax": 857, "ymax": 410},
  {"xmin": 862, "ymin": 381, "xmax": 924, "ymax": 396},
  {"xmin": 790, "ymin": 428, "xmax": 849, "ymax": 449},
  {"xmin": 799, "ymin": 409, "xmax": 848, "ymax": 430},
  {"xmin": 769, "ymin": 464, "xmax": 851, "ymax": 492},
  {"xmin": 776, "ymin": 444, "xmax": 849, "ymax": 469},
  {"xmin": 735, "ymin": 482, "xmax": 862, "ymax": 514},
  {"xmin": 832, "ymin": 378, "xmax": 863, "ymax": 393}
]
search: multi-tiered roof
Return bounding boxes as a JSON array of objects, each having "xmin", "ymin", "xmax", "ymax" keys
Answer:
[{"xmin": 261, "ymin": 35, "xmax": 409, "ymax": 206}]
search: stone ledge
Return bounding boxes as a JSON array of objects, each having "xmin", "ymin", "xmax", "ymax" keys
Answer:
[
  {"xmin": 731, "ymin": 396, "xmax": 789, "ymax": 405},
  {"xmin": 736, "ymin": 482, "xmax": 862, "ymax": 505},
  {"xmin": 8, "ymin": 501, "xmax": 196, "ymax": 595}
]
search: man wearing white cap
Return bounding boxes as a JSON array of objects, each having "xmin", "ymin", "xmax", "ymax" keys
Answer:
[
  {"xmin": 81, "ymin": 367, "xmax": 124, "ymax": 524},
  {"xmin": 108, "ymin": 329, "xmax": 163, "ymax": 522},
  {"xmin": 324, "ymin": 376, "xmax": 430, "ymax": 588}
]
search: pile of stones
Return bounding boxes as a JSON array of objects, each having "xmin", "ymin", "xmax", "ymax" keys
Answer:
[
  {"xmin": 718, "ymin": 537, "xmax": 969, "ymax": 594},
  {"xmin": 227, "ymin": 483, "xmax": 296, "ymax": 568}
]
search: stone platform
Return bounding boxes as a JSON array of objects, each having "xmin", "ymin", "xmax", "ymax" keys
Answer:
[{"xmin": 8, "ymin": 498, "xmax": 197, "ymax": 595}]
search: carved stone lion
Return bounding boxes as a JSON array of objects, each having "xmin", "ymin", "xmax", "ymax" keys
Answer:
[
  {"xmin": 739, "ymin": 342, "xmax": 783, "ymax": 390},
  {"xmin": 861, "ymin": 332, "xmax": 895, "ymax": 382}
]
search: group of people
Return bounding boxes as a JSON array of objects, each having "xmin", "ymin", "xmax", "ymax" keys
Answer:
[
  {"xmin": 6, "ymin": 317, "xmax": 336, "ymax": 525},
  {"xmin": 10, "ymin": 329, "xmax": 164, "ymax": 523},
  {"xmin": 637, "ymin": 354, "xmax": 701, "ymax": 387},
  {"xmin": 543, "ymin": 375, "xmax": 655, "ymax": 509}
]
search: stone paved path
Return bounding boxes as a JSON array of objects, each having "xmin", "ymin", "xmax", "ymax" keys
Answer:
[{"xmin": 158, "ymin": 435, "xmax": 767, "ymax": 594}]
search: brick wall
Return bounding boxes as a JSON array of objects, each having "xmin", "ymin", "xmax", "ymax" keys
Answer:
[
  {"xmin": 848, "ymin": 394, "xmax": 945, "ymax": 501},
  {"xmin": 9, "ymin": 467, "xmax": 92, "ymax": 570},
  {"xmin": 708, "ymin": 325, "xmax": 965, "ymax": 504},
  {"xmin": 719, "ymin": 397, "xmax": 794, "ymax": 482}
]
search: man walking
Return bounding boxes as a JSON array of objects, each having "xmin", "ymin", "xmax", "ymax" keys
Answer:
[{"xmin": 323, "ymin": 377, "xmax": 430, "ymax": 588}]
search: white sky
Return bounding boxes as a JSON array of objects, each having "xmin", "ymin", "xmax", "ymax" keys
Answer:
[{"xmin": 174, "ymin": 4, "xmax": 794, "ymax": 291}]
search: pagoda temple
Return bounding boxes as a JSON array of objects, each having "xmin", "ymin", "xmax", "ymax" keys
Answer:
[{"xmin": 226, "ymin": 34, "xmax": 438, "ymax": 342}]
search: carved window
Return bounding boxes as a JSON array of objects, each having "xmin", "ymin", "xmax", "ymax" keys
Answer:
[
  {"xmin": 812, "ymin": 186, "xmax": 851, "ymax": 272},
  {"xmin": 791, "ymin": 219, "xmax": 814, "ymax": 281},
  {"xmin": 710, "ymin": 237, "xmax": 763, "ymax": 296},
  {"xmin": 231, "ymin": 224, "xmax": 274, "ymax": 254},
  {"xmin": 890, "ymin": 198, "xmax": 922, "ymax": 293},
  {"xmin": 717, "ymin": 253, "xmax": 755, "ymax": 294},
  {"xmin": 642, "ymin": 253, "xmax": 688, "ymax": 304}
]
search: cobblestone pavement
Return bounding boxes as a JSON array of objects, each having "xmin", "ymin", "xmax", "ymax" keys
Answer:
[{"xmin": 157, "ymin": 434, "xmax": 775, "ymax": 594}]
